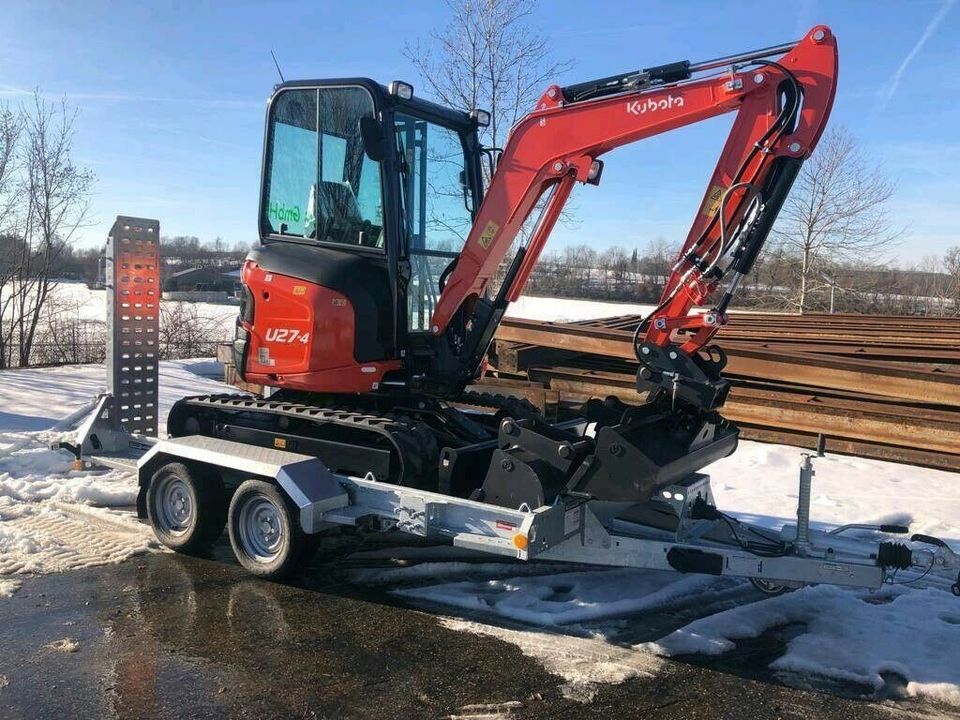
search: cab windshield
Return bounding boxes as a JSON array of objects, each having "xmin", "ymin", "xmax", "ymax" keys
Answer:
[{"xmin": 262, "ymin": 86, "xmax": 384, "ymax": 249}]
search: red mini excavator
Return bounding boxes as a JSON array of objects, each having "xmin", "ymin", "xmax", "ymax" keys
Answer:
[{"xmin": 168, "ymin": 27, "xmax": 838, "ymax": 515}]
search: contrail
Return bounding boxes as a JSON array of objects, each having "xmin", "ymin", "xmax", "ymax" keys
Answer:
[{"xmin": 878, "ymin": 0, "xmax": 956, "ymax": 109}]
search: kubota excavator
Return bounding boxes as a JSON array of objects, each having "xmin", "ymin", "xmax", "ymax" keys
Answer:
[{"xmin": 163, "ymin": 26, "xmax": 841, "ymax": 562}]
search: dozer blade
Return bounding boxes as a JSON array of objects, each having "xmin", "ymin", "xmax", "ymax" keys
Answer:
[{"xmin": 477, "ymin": 398, "xmax": 739, "ymax": 508}]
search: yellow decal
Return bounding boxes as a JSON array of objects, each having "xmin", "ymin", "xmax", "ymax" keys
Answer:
[
  {"xmin": 293, "ymin": 285, "xmax": 306, "ymax": 296},
  {"xmin": 273, "ymin": 437, "xmax": 287, "ymax": 449},
  {"xmin": 702, "ymin": 184, "xmax": 724, "ymax": 218},
  {"xmin": 478, "ymin": 220, "xmax": 500, "ymax": 250}
]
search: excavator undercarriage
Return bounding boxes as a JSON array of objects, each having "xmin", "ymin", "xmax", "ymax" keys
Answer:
[{"xmin": 167, "ymin": 388, "xmax": 738, "ymax": 508}]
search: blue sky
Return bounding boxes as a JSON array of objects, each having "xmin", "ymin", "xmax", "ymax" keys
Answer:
[{"xmin": 1, "ymin": 0, "xmax": 957, "ymax": 265}]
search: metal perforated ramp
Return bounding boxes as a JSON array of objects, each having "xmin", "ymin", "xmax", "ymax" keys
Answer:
[{"xmin": 106, "ymin": 217, "xmax": 160, "ymax": 438}]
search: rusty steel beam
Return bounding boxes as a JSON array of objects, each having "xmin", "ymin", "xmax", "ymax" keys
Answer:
[
  {"xmin": 738, "ymin": 427, "xmax": 960, "ymax": 472},
  {"xmin": 571, "ymin": 315, "xmax": 960, "ymax": 344},
  {"xmin": 496, "ymin": 318, "xmax": 960, "ymax": 405},
  {"xmin": 492, "ymin": 342, "xmax": 579, "ymax": 374}
]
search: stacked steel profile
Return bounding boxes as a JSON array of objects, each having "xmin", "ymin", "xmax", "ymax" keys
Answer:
[{"xmin": 481, "ymin": 312, "xmax": 960, "ymax": 470}]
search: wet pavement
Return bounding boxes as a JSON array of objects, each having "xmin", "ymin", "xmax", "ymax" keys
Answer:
[{"xmin": 1, "ymin": 543, "xmax": 956, "ymax": 720}]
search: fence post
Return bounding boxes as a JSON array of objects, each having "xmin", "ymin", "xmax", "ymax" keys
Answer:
[{"xmin": 106, "ymin": 216, "xmax": 160, "ymax": 437}]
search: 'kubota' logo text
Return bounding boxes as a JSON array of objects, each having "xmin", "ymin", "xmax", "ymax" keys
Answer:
[{"xmin": 627, "ymin": 95, "xmax": 684, "ymax": 115}]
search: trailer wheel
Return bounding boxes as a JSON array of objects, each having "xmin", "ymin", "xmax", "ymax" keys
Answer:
[
  {"xmin": 146, "ymin": 462, "xmax": 227, "ymax": 554},
  {"xmin": 228, "ymin": 480, "xmax": 306, "ymax": 579}
]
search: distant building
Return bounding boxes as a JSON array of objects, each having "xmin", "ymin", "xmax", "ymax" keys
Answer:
[{"xmin": 162, "ymin": 266, "xmax": 241, "ymax": 302}]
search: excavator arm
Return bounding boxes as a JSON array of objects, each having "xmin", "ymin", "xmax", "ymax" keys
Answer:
[{"xmin": 428, "ymin": 26, "xmax": 837, "ymax": 407}]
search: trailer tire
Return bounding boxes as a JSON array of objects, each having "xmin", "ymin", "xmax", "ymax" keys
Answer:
[
  {"xmin": 228, "ymin": 479, "xmax": 306, "ymax": 579},
  {"xmin": 146, "ymin": 462, "xmax": 227, "ymax": 554}
]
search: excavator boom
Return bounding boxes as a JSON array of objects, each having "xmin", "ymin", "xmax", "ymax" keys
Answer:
[{"xmin": 429, "ymin": 26, "xmax": 837, "ymax": 404}]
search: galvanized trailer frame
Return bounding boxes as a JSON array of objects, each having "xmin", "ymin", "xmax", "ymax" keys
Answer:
[{"xmin": 136, "ymin": 435, "xmax": 960, "ymax": 594}]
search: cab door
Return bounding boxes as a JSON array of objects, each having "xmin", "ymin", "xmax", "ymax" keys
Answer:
[{"xmin": 256, "ymin": 83, "xmax": 396, "ymax": 367}]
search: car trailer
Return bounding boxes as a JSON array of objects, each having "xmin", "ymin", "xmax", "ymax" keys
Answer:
[
  {"xmin": 63, "ymin": 216, "xmax": 960, "ymax": 596},
  {"xmin": 70, "ymin": 401, "xmax": 960, "ymax": 596},
  {"xmin": 127, "ymin": 431, "xmax": 960, "ymax": 594}
]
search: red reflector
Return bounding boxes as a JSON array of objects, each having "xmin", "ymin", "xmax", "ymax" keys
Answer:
[{"xmin": 496, "ymin": 520, "xmax": 516, "ymax": 531}]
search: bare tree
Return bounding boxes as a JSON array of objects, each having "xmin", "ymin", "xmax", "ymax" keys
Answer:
[
  {"xmin": 770, "ymin": 127, "xmax": 902, "ymax": 313},
  {"xmin": 405, "ymin": 0, "xmax": 579, "ymax": 301},
  {"xmin": 0, "ymin": 105, "xmax": 22, "ymax": 231},
  {"xmin": 404, "ymin": 0, "xmax": 570, "ymax": 153},
  {"xmin": 945, "ymin": 246, "xmax": 960, "ymax": 316},
  {"xmin": 642, "ymin": 237, "xmax": 673, "ymax": 287},
  {"xmin": 10, "ymin": 93, "xmax": 95, "ymax": 365},
  {"xmin": 159, "ymin": 302, "xmax": 227, "ymax": 359},
  {"xmin": 0, "ymin": 107, "xmax": 25, "ymax": 366}
]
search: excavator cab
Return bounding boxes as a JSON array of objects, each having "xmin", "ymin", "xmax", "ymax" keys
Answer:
[{"xmin": 236, "ymin": 79, "xmax": 487, "ymax": 393}]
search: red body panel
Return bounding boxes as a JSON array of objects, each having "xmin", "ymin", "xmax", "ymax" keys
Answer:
[{"xmin": 240, "ymin": 260, "xmax": 401, "ymax": 393}]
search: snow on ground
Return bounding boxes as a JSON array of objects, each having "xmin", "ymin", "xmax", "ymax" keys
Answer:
[
  {"xmin": 709, "ymin": 441, "xmax": 960, "ymax": 547},
  {"xmin": 50, "ymin": 280, "xmax": 238, "ymax": 338},
  {"xmin": 645, "ymin": 584, "xmax": 960, "ymax": 705},
  {"xmin": 506, "ymin": 295, "xmax": 654, "ymax": 323},
  {"xmin": 397, "ymin": 569, "xmax": 729, "ymax": 626},
  {"xmin": 0, "ymin": 358, "xmax": 227, "ymax": 438},
  {"xmin": 379, "ymin": 441, "xmax": 960, "ymax": 704},
  {"xmin": 0, "ymin": 359, "xmax": 229, "ymax": 587},
  {"xmin": 40, "ymin": 280, "xmax": 238, "ymax": 341}
]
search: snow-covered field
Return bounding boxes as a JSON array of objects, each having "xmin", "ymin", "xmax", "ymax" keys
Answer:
[
  {"xmin": 506, "ymin": 295, "xmax": 655, "ymax": 323},
  {"xmin": 0, "ymin": 295, "xmax": 957, "ymax": 708},
  {"xmin": 41, "ymin": 279, "xmax": 238, "ymax": 337}
]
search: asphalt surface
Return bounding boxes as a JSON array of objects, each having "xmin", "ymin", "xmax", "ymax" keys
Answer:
[{"xmin": 1, "ymin": 543, "xmax": 956, "ymax": 720}]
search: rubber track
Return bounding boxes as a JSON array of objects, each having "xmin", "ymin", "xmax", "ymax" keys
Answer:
[
  {"xmin": 173, "ymin": 392, "xmax": 541, "ymax": 488},
  {"xmin": 171, "ymin": 394, "xmax": 437, "ymax": 486},
  {"xmin": 457, "ymin": 390, "xmax": 542, "ymax": 421}
]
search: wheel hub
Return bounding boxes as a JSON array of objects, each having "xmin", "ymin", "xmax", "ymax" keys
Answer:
[
  {"xmin": 238, "ymin": 496, "xmax": 285, "ymax": 562},
  {"xmin": 154, "ymin": 475, "xmax": 193, "ymax": 535}
]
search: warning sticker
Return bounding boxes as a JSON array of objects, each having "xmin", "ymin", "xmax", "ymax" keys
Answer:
[
  {"xmin": 477, "ymin": 220, "xmax": 500, "ymax": 249},
  {"xmin": 293, "ymin": 285, "xmax": 306, "ymax": 296},
  {"xmin": 701, "ymin": 184, "xmax": 724, "ymax": 218},
  {"xmin": 257, "ymin": 347, "xmax": 275, "ymax": 366}
]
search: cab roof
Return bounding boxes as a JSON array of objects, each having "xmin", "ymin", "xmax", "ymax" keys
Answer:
[{"xmin": 271, "ymin": 77, "xmax": 477, "ymax": 130}]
